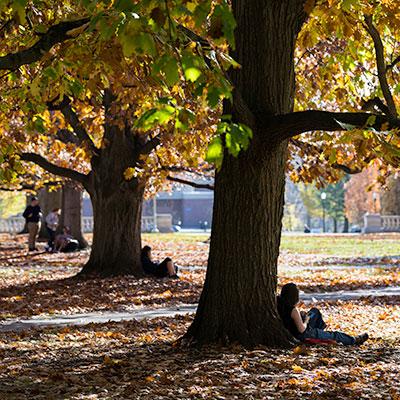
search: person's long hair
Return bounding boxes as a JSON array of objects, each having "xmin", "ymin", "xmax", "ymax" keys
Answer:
[
  {"xmin": 279, "ymin": 283, "xmax": 299, "ymax": 307},
  {"xmin": 141, "ymin": 246, "xmax": 151, "ymax": 259}
]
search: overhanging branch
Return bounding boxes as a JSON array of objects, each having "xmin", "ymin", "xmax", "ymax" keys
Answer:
[
  {"xmin": 166, "ymin": 175, "xmax": 214, "ymax": 190},
  {"xmin": 20, "ymin": 153, "xmax": 88, "ymax": 185},
  {"xmin": 0, "ymin": 18, "xmax": 90, "ymax": 71},
  {"xmin": 266, "ymin": 110, "xmax": 400, "ymax": 142},
  {"xmin": 161, "ymin": 165, "xmax": 215, "ymax": 176},
  {"xmin": 56, "ymin": 129, "xmax": 80, "ymax": 144}
]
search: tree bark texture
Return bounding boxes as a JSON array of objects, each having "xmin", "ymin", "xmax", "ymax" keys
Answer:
[
  {"xmin": 80, "ymin": 125, "xmax": 146, "ymax": 277},
  {"xmin": 186, "ymin": 0, "xmax": 307, "ymax": 346}
]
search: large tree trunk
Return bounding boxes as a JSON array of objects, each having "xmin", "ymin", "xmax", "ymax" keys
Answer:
[
  {"xmin": 186, "ymin": 0, "xmax": 306, "ymax": 346},
  {"xmin": 60, "ymin": 182, "xmax": 88, "ymax": 248},
  {"xmin": 81, "ymin": 183, "xmax": 144, "ymax": 277},
  {"xmin": 80, "ymin": 125, "xmax": 146, "ymax": 277}
]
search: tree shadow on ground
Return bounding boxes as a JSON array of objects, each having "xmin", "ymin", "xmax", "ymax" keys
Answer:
[
  {"xmin": 2, "ymin": 266, "xmax": 400, "ymax": 318},
  {"xmin": 0, "ymin": 316, "xmax": 399, "ymax": 400},
  {"xmin": 0, "ymin": 274, "xmax": 203, "ymax": 318}
]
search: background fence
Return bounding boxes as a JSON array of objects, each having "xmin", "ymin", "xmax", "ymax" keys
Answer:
[{"xmin": 0, "ymin": 214, "xmax": 174, "ymax": 234}]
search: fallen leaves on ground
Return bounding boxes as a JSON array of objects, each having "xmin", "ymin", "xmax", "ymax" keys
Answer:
[
  {"xmin": 0, "ymin": 301, "xmax": 399, "ymax": 399},
  {"xmin": 1, "ymin": 234, "xmax": 400, "ymax": 319}
]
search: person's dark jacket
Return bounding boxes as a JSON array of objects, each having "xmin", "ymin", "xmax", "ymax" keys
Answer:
[
  {"xmin": 277, "ymin": 295, "xmax": 301, "ymax": 338},
  {"xmin": 23, "ymin": 205, "xmax": 42, "ymax": 223},
  {"xmin": 141, "ymin": 254, "xmax": 159, "ymax": 275}
]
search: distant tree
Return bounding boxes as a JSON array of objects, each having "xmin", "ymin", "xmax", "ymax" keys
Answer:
[
  {"xmin": 325, "ymin": 180, "xmax": 348, "ymax": 232},
  {"xmin": 345, "ymin": 166, "xmax": 381, "ymax": 225},
  {"xmin": 380, "ymin": 177, "xmax": 400, "ymax": 215},
  {"xmin": 299, "ymin": 184, "xmax": 323, "ymax": 225},
  {"xmin": 0, "ymin": 191, "xmax": 25, "ymax": 218}
]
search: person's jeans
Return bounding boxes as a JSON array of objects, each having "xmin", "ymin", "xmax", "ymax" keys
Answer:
[
  {"xmin": 308, "ymin": 307, "xmax": 327, "ymax": 329},
  {"xmin": 46, "ymin": 227, "xmax": 56, "ymax": 249},
  {"xmin": 27, "ymin": 222, "xmax": 39, "ymax": 250},
  {"xmin": 300, "ymin": 308, "xmax": 355, "ymax": 345}
]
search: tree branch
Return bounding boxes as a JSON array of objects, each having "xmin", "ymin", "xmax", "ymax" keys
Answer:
[
  {"xmin": 361, "ymin": 97, "xmax": 390, "ymax": 115},
  {"xmin": 56, "ymin": 128, "xmax": 80, "ymax": 144},
  {"xmin": 387, "ymin": 54, "xmax": 400, "ymax": 71},
  {"xmin": 0, "ymin": 18, "xmax": 90, "ymax": 71},
  {"xmin": 20, "ymin": 153, "xmax": 88, "ymax": 185},
  {"xmin": 266, "ymin": 110, "xmax": 400, "ymax": 142},
  {"xmin": 161, "ymin": 165, "xmax": 215, "ymax": 176},
  {"xmin": 364, "ymin": 15, "xmax": 397, "ymax": 118},
  {"xmin": 166, "ymin": 175, "xmax": 214, "ymax": 190},
  {"xmin": 177, "ymin": 24, "xmax": 256, "ymax": 129},
  {"xmin": 48, "ymin": 97, "xmax": 97, "ymax": 153},
  {"xmin": 331, "ymin": 163, "xmax": 362, "ymax": 175},
  {"xmin": 140, "ymin": 135, "xmax": 161, "ymax": 155}
]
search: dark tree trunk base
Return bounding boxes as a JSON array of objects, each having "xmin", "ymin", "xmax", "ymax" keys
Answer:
[
  {"xmin": 78, "ymin": 259, "xmax": 143, "ymax": 278},
  {"xmin": 184, "ymin": 313, "xmax": 296, "ymax": 348},
  {"xmin": 82, "ymin": 178, "xmax": 145, "ymax": 277},
  {"xmin": 184, "ymin": 0, "xmax": 307, "ymax": 349}
]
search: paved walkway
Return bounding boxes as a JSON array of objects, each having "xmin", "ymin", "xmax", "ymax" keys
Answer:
[
  {"xmin": 1, "ymin": 287, "xmax": 399, "ymax": 333},
  {"xmin": 179, "ymin": 263, "xmax": 400, "ymax": 272}
]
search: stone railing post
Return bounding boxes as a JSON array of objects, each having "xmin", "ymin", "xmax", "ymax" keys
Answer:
[{"xmin": 363, "ymin": 213, "xmax": 382, "ymax": 233}]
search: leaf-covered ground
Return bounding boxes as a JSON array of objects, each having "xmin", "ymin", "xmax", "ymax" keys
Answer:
[
  {"xmin": 0, "ymin": 300, "xmax": 399, "ymax": 399},
  {"xmin": 1, "ymin": 233, "xmax": 400, "ymax": 318},
  {"xmin": 1, "ymin": 232, "xmax": 400, "ymax": 399}
]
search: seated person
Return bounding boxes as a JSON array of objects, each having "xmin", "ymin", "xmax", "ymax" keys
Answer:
[
  {"xmin": 141, "ymin": 246, "xmax": 178, "ymax": 279},
  {"xmin": 277, "ymin": 283, "xmax": 368, "ymax": 345},
  {"xmin": 54, "ymin": 227, "xmax": 79, "ymax": 253}
]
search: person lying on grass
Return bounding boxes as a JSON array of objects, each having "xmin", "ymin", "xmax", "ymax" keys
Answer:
[
  {"xmin": 277, "ymin": 283, "xmax": 369, "ymax": 345},
  {"xmin": 141, "ymin": 246, "xmax": 179, "ymax": 279}
]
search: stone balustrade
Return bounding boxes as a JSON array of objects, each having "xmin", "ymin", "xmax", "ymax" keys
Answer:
[
  {"xmin": 0, "ymin": 214, "xmax": 173, "ymax": 234},
  {"xmin": 363, "ymin": 213, "xmax": 400, "ymax": 233}
]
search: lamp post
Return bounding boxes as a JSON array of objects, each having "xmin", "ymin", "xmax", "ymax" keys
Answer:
[
  {"xmin": 321, "ymin": 192, "xmax": 327, "ymax": 233},
  {"xmin": 152, "ymin": 195, "xmax": 159, "ymax": 233}
]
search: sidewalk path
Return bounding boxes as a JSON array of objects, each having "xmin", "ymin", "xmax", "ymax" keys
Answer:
[
  {"xmin": 180, "ymin": 263, "xmax": 400, "ymax": 272},
  {"xmin": 1, "ymin": 287, "xmax": 399, "ymax": 333}
]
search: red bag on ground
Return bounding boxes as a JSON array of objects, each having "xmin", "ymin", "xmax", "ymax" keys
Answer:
[{"xmin": 304, "ymin": 338, "xmax": 336, "ymax": 345}]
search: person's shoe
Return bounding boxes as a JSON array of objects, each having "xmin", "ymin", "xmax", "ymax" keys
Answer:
[
  {"xmin": 354, "ymin": 333, "xmax": 369, "ymax": 345},
  {"xmin": 169, "ymin": 274, "xmax": 179, "ymax": 279}
]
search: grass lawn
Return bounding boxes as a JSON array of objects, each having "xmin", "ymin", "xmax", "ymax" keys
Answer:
[
  {"xmin": 280, "ymin": 233, "xmax": 400, "ymax": 257},
  {"xmin": 143, "ymin": 232, "xmax": 400, "ymax": 258}
]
